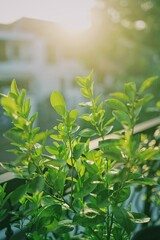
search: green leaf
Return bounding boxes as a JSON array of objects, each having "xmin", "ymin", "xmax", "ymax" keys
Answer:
[
  {"xmin": 45, "ymin": 145, "xmax": 59, "ymax": 155},
  {"xmin": 113, "ymin": 207, "xmax": 135, "ymax": 234},
  {"xmin": 103, "ymin": 125, "xmax": 113, "ymax": 135},
  {"xmin": 96, "ymin": 189, "xmax": 108, "ymax": 208},
  {"xmin": 113, "ymin": 187, "xmax": 130, "ymax": 203},
  {"xmin": 128, "ymin": 212, "xmax": 150, "ymax": 223},
  {"xmin": 10, "ymin": 184, "xmax": 28, "ymax": 205},
  {"xmin": 24, "ymin": 98, "xmax": 31, "ymax": 117},
  {"xmin": 76, "ymin": 71, "xmax": 93, "ymax": 88},
  {"xmin": 79, "ymin": 128, "xmax": 97, "ymax": 137},
  {"xmin": 80, "ymin": 114, "xmax": 92, "ymax": 122},
  {"xmin": 11, "ymin": 79, "xmax": 19, "ymax": 95},
  {"xmin": 112, "ymin": 110, "xmax": 131, "ymax": 126},
  {"xmin": 139, "ymin": 76, "xmax": 158, "ymax": 94},
  {"xmin": 28, "ymin": 162, "xmax": 37, "ymax": 174},
  {"xmin": 76, "ymin": 76, "xmax": 87, "ymax": 88},
  {"xmin": 110, "ymin": 92, "xmax": 129, "ymax": 102},
  {"xmin": 68, "ymin": 109, "xmax": 78, "ymax": 124},
  {"xmin": 38, "ymin": 204, "xmax": 62, "ymax": 220},
  {"xmin": 46, "ymin": 168, "xmax": 66, "ymax": 192},
  {"xmin": 29, "ymin": 176, "xmax": 45, "ymax": 193},
  {"xmin": 76, "ymin": 176, "xmax": 98, "ymax": 197},
  {"xmin": 30, "ymin": 112, "xmax": 38, "ymax": 125},
  {"xmin": 124, "ymin": 82, "xmax": 136, "ymax": 102},
  {"xmin": 80, "ymin": 88, "xmax": 90, "ymax": 98},
  {"xmin": 1, "ymin": 95, "xmax": 18, "ymax": 116},
  {"xmin": 33, "ymin": 131, "xmax": 48, "ymax": 144},
  {"xmin": 106, "ymin": 99, "xmax": 128, "ymax": 113},
  {"xmin": 99, "ymin": 139, "xmax": 122, "ymax": 160},
  {"xmin": 50, "ymin": 91, "xmax": 66, "ymax": 117},
  {"xmin": 139, "ymin": 148, "xmax": 159, "ymax": 161},
  {"xmin": 4, "ymin": 128, "xmax": 26, "ymax": 145},
  {"xmin": 73, "ymin": 143, "xmax": 85, "ymax": 160},
  {"xmin": 129, "ymin": 177, "xmax": 157, "ymax": 186},
  {"xmin": 73, "ymin": 211, "xmax": 104, "ymax": 227},
  {"xmin": 54, "ymin": 220, "xmax": 74, "ymax": 234},
  {"xmin": 17, "ymin": 89, "xmax": 26, "ymax": 106}
]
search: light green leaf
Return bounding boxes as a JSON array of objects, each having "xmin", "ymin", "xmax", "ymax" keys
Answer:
[
  {"xmin": 68, "ymin": 109, "xmax": 78, "ymax": 123},
  {"xmin": 50, "ymin": 91, "xmax": 66, "ymax": 117},
  {"xmin": 4, "ymin": 128, "xmax": 26, "ymax": 145},
  {"xmin": 11, "ymin": 79, "xmax": 19, "ymax": 95},
  {"xmin": 76, "ymin": 76, "xmax": 87, "ymax": 88},
  {"xmin": 23, "ymin": 98, "xmax": 31, "ymax": 117},
  {"xmin": 124, "ymin": 82, "xmax": 136, "ymax": 102},
  {"xmin": 17, "ymin": 89, "xmax": 26, "ymax": 106},
  {"xmin": 106, "ymin": 99, "xmax": 128, "ymax": 113},
  {"xmin": 80, "ymin": 114, "xmax": 92, "ymax": 121},
  {"xmin": 113, "ymin": 110, "xmax": 131, "ymax": 126},
  {"xmin": 81, "ymin": 88, "xmax": 90, "ymax": 98},
  {"xmin": 139, "ymin": 76, "xmax": 158, "ymax": 94},
  {"xmin": 110, "ymin": 92, "xmax": 129, "ymax": 102},
  {"xmin": 33, "ymin": 131, "xmax": 48, "ymax": 143},
  {"xmin": 1, "ymin": 96, "xmax": 18, "ymax": 116}
]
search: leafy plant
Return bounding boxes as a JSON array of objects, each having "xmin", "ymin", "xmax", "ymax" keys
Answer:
[{"xmin": 0, "ymin": 73, "xmax": 159, "ymax": 240}]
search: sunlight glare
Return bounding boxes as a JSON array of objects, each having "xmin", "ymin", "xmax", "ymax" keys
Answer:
[{"xmin": 0, "ymin": 0, "xmax": 96, "ymax": 32}]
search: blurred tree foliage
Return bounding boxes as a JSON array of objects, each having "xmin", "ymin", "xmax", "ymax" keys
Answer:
[{"xmin": 80, "ymin": 0, "xmax": 160, "ymax": 93}]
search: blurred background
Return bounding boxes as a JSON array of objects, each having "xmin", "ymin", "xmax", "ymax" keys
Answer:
[{"xmin": 0, "ymin": 0, "xmax": 160, "ymax": 161}]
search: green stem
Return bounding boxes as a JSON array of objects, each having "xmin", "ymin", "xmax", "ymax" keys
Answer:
[{"xmin": 68, "ymin": 134, "xmax": 74, "ymax": 205}]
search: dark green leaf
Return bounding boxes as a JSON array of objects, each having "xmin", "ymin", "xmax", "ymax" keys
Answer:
[
  {"xmin": 113, "ymin": 187, "xmax": 130, "ymax": 203},
  {"xmin": 73, "ymin": 143, "xmax": 85, "ymax": 160},
  {"xmin": 113, "ymin": 207, "xmax": 135, "ymax": 234},
  {"xmin": 128, "ymin": 212, "xmax": 150, "ymax": 223},
  {"xmin": 29, "ymin": 175, "xmax": 45, "ymax": 193},
  {"xmin": 73, "ymin": 212, "xmax": 104, "ymax": 227},
  {"xmin": 10, "ymin": 184, "xmax": 28, "ymax": 205},
  {"xmin": 79, "ymin": 128, "xmax": 97, "ymax": 137},
  {"xmin": 54, "ymin": 220, "xmax": 74, "ymax": 234},
  {"xmin": 96, "ymin": 190, "xmax": 108, "ymax": 208}
]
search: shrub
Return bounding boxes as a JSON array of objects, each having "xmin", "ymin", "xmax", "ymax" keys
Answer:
[{"xmin": 0, "ymin": 73, "xmax": 159, "ymax": 240}]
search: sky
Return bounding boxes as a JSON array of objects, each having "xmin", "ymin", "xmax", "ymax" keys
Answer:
[{"xmin": 0, "ymin": 0, "xmax": 96, "ymax": 31}]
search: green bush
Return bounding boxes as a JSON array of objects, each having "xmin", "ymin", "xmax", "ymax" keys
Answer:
[{"xmin": 0, "ymin": 73, "xmax": 159, "ymax": 240}]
